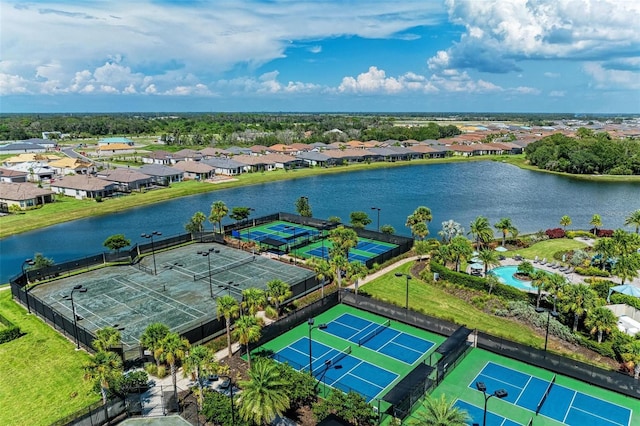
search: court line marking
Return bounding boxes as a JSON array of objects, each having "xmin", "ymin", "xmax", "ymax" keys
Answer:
[
  {"xmin": 562, "ymin": 391, "xmax": 578, "ymax": 424},
  {"xmin": 513, "ymin": 376, "xmax": 533, "ymax": 406},
  {"xmin": 569, "ymin": 405, "xmax": 625, "ymax": 426}
]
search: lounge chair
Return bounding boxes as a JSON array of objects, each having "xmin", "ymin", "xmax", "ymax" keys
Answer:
[
  {"xmin": 551, "ymin": 262, "xmax": 560, "ymax": 269},
  {"xmin": 558, "ymin": 266, "xmax": 568, "ymax": 272},
  {"xmin": 540, "ymin": 258, "xmax": 547, "ymax": 265},
  {"xmin": 533, "ymin": 256, "xmax": 539, "ymax": 264}
]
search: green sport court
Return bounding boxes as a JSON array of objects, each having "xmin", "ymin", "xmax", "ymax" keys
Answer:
[
  {"xmin": 424, "ymin": 348, "xmax": 640, "ymax": 426},
  {"xmin": 235, "ymin": 220, "xmax": 398, "ymax": 263},
  {"xmin": 28, "ymin": 242, "xmax": 315, "ymax": 351},
  {"xmin": 256, "ymin": 304, "xmax": 444, "ymax": 408}
]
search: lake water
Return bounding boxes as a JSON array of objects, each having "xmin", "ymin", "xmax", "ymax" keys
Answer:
[{"xmin": 1, "ymin": 161, "xmax": 638, "ymax": 283}]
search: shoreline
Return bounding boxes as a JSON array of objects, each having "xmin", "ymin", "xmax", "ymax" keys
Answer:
[{"xmin": 2, "ymin": 154, "xmax": 639, "ymax": 239}]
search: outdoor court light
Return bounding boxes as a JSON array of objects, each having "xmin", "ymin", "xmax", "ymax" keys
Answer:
[
  {"xmin": 285, "ymin": 225, "xmax": 298, "ymax": 264},
  {"xmin": 476, "ymin": 381, "xmax": 508, "ymax": 426},
  {"xmin": 65, "ymin": 284, "xmax": 87, "ymax": 350},
  {"xmin": 320, "ymin": 222, "xmax": 328, "ymax": 260},
  {"xmin": 395, "ymin": 272, "xmax": 412, "ymax": 310},
  {"xmin": 21, "ymin": 258, "xmax": 35, "ymax": 314},
  {"xmin": 218, "ymin": 281, "xmax": 239, "ymax": 297},
  {"xmin": 315, "ymin": 360, "xmax": 342, "ymax": 395},
  {"xmin": 201, "ymin": 250, "xmax": 214, "ymax": 298},
  {"xmin": 141, "ymin": 231, "xmax": 162, "ymax": 275},
  {"xmin": 536, "ymin": 301, "xmax": 558, "ymax": 353},
  {"xmin": 308, "ymin": 317, "xmax": 328, "ymax": 376},
  {"xmin": 371, "ymin": 207, "xmax": 381, "ymax": 232}
]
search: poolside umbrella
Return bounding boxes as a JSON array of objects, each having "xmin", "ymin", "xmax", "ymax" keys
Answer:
[
  {"xmin": 607, "ymin": 284, "xmax": 640, "ymax": 302},
  {"xmin": 472, "ymin": 251, "xmax": 480, "ymax": 256},
  {"xmin": 495, "ymin": 246, "xmax": 508, "ymax": 252},
  {"xmin": 470, "ymin": 257, "xmax": 483, "ymax": 263},
  {"xmin": 470, "ymin": 263, "xmax": 484, "ymax": 270}
]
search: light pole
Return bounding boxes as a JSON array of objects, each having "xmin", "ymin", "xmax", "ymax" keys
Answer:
[
  {"xmin": 285, "ymin": 225, "xmax": 297, "ymax": 264},
  {"xmin": 476, "ymin": 381, "xmax": 508, "ymax": 426},
  {"xmin": 64, "ymin": 284, "xmax": 87, "ymax": 350},
  {"xmin": 141, "ymin": 231, "xmax": 161, "ymax": 275},
  {"xmin": 371, "ymin": 207, "xmax": 381, "ymax": 231},
  {"xmin": 308, "ymin": 317, "xmax": 328, "ymax": 376},
  {"xmin": 536, "ymin": 299, "xmax": 558, "ymax": 353},
  {"xmin": 199, "ymin": 248, "xmax": 218, "ymax": 298},
  {"xmin": 315, "ymin": 360, "xmax": 342, "ymax": 395},
  {"xmin": 212, "ymin": 375, "xmax": 235, "ymax": 425},
  {"xmin": 395, "ymin": 272, "xmax": 412, "ymax": 310},
  {"xmin": 218, "ymin": 281, "xmax": 239, "ymax": 297},
  {"xmin": 320, "ymin": 221, "xmax": 328, "ymax": 260},
  {"xmin": 22, "ymin": 258, "xmax": 35, "ymax": 314}
]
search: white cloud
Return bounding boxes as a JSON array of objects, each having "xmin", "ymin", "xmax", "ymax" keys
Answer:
[
  {"xmin": 583, "ymin": 62, "xmax": 640, "ymax": 90},
  {"xmin": 0, "ymin": 73, "xmax": 30, "ymax": 94},
  {"xmin": 549, "ymin": 90, "xmax": 566, "ymax": 97},
  {"xmin": 514, "ymin": 86, "xmax": 540, "ymax": 95},
  {"xmin": 338, "ymin": 66, "xmax": 441, "ymax": 94},
  {"xmin": 309, "ymin": 45, "xmax": 322, "ymax": 54},
  {"xmin": 544, "ymin": 72, "xmax": 560, "ymax": 78}
]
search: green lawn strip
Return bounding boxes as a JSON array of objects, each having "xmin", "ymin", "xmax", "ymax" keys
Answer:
[
  {"xmin": 360, "ymin": 262, "xmax": 543, "ymax": 346},
  {"xmin": 0, "ymin": 291, "xmax": 99, "ymax": 426},
  {"xmin": 504, "ymin": 238, "xmax": 589, "ymax": 262},
  {"xmin": 423, "ymin": 348, "xmax": 640, "ymax": 426},
  {"xmin": 503, "ymin": 157, "xmax": 640, "ymax": 183}
]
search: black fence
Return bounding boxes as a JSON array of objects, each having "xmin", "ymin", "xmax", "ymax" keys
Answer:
[
  {"xmin": 342, "ymin": 292, "xmax": 640, "ymax": 400},
  {"xmin": 50, "ymin": 398, "xmax": 127, "ymax": 426}
]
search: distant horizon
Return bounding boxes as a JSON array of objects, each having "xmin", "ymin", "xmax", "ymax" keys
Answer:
[{"xmin": 2, "ymin": 1, "xmax": 638, "ymax": 114}]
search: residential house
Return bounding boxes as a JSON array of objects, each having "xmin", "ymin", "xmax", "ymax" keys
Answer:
[
  {"xmin": 50, "ymin": 175, "xmax": 117, "ymax": 199},
  {"xmin": 0, "ymin": 167, "xmax": 28, "ymax": 183},
  {"xmin": 408, "ymin": 144, "xmax": 450, "ymax": 159},
  {"xmin": 173, "ymin": 149, "xmax": 202, "ymax": 162},
  {"xmin": 201, "ymin": 157, "xmax": 244, "ymax": 176},
  {"xmin": 138, "ymin": 164, "xmax": 184, "ymax": 185},
  {"xmin": 0, "ymin": 141, "xmax": 48, "ymax": 155},
  {"xmin": 98, "ymin": 168, "xmax": 154, "ymax": 191},
  {"xmin": 249, "ymin": 145, "xmax": 271, "ymax": 155},
  {"xmin": 200, "ymin": 147, "xmax": 231, "ymax": 158},
  {"xmin": 172, "ymin": 160, "xmax": 214, "ymax": 180},
  {"xmin": 0, "ymin": 182, "xmax": 54, "ymax": 212},
  {"xmin": 226, "ymin": 146, "xmax": 254, "ymax": 156},
  {"xmin": 142, "ymin": 150, "xmax": 176, "ymax": 165},
  {"xmin": 96, "ymin": 143, "xmax": 137, "ymax": 157},
  {"xmin": 48, "ymin": 157, "xmax": 96, "ymax": 176},
  {"xmin": 367, "ymin": 147, "xmax": 406, "ymax": 162},
  {"xmin": 8, "ymin": 161, "xmax": 56, "ymax": 182},
  {"xmin": 386, "ymin": 146, "xmax": 422, "ymax": 160},
  {"xmin": 296, "ymin": 151, "xmax": 331, "ymax": 167},
  {"xmin": 233, "ymin": 154, "xmax": 272, "ymax": 172},
  {"xmin": 99, "ymin": 137, "xmax": 134, "ymax": 146}
]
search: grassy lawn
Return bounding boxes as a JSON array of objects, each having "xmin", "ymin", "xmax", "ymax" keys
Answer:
[
  {"xmin": 360, "ymin": 262, "xmax": 544, "ymax": 348},
  {"xmin": 0, "ymin": 290, "xmax": 99, "ymax": 426},
  {"xmin": 504, "ymin": 238, "xmax": 590, "ymax": 261}
]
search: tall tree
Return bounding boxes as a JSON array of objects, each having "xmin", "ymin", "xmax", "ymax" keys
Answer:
[
  {"xmin": 307, "ymin": 257, "xmax": 333, "ymax": 298},
  {"xmin": 184, "ymin": 345, "xmax": 218, "ymax": 408},
  {"xmin": 594, "ymin": 237, "xmax": 617, "ymax": 270},
  {"xmin": 266, "ymin": 279, "xmax": 292, "ymax": 319},
  {"xmin": 380, "ymin": 224, "xmax": 395, "ymax": 235},
  {"xmin": 414, "ymin": 239, "xmax": 440, "ymax": 261},
  {"xmin": 560, "ymin": 215, "xmax": 572, "ymax": 230},
  {"xmin": 31, "ymin": 252, "xmax": 55, "ymax": 269},
  {"xmin": 590, "ymin": 214, "xmax": 603, "ymax": 236},
  {"xmin": 209, "ymin": 201, "xmax": 228, "ymax": 234},
  {"xmin": 449, "ymin": 236, "xmax": 473, "ymax": 272},
  {"xmin": 406, "ymin": 206, "xmax": 432, "ymax": 239},
  {"xmin": 407, "ymin": 394, "xmax": 470, "ymax": 426},
  {"xmin": 625, "ymin": 209, "xmax": 640, "ymax": 234},
  {"xmin": 531, "ymin": 270, "xmax": 549, "ymax": 309},
  {"xmin": 345, "ymin": 261, "xmax": 368, "ymax": 293},
  {"xmin": 84, "ymin": 350, "xmax": 123, "ymax": 405},
  {"xmin": 494, "ymin": 217, "xmax": 517, "ymax": 247},
  {"xmin": 216, "ymin": 295, "xmax": 240, "ymax": 358},
  {"xmin": 349, "ymin": 211, "xmax": 372, "ymax": 229},
  {"xmin": 92, "ymin": 326, "xmax": 122, "ymax": 353},
  {"xmin": 622, "ymin": 340, "xmax": 640, "ymax": 379},
  {"xmin": 103, "ymin": 234, "xmax": 131, "ymax": 252},
  {"xmin": 468, "ymin": 216, "xmax": 494, "ymax": 249},
  {"xmin": 238, "ymin": 358, "xmax": 291, "ymax": 425},
  {"xmin": 585, "ymin": 307, "xmax": 617, "ymax": 343},
  {"xmin": 233, "ymin": 315, "xmax": 261, "ymax": 370},
  {"xmin": 313, "ymin": 390, "xmax": 377, "ymax": 426},
  {"xmin": 438, "ymin": 220, "xmax": 464, "ymax": 244},
  {"xmin": 611, "ymin": 253, "xmax": 640, "ymax": 285},
  {"xmin": 241, "ymin": 288, "xmax": 267, "ymax": 316},
  {"xmin": 544, "ymin": 273, "xmax": 567, "ymax": 311},
  {"xmin": 477, "ymin": 248, "xmax": 500, "ymax": 276},
  {"xmin": 229, "ymin": 206, "xmax": 252, "ymax": 223},
  {"xmin": 139, "ymin": 322, "xmax": 170, "ymax": 368},
  {"xmin": 185, "ymin": 211, "xmax": 207, "ymax": 234},
  {"xmin": 561, "ymin": 284, "xmax": 597, "ymax": 332},
  {"xmin": 156, "ymin": 332, "xmax": 190, "ymax": 410},
  {"xmin": 328, "ymin": 226, "xmax": 359, "ymax": 292},
  {"xmin": 295, "ymin": 196, "xmax": 312, "ymax": 217}
]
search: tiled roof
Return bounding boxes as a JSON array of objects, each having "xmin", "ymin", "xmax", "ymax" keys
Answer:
[
  {"xmin": 50, "ymin": 175, "xmax": 116, "ymax": 191},
  {"xmin": 0, "ymin": 182, "xmax": 53, "ymax": 200}
]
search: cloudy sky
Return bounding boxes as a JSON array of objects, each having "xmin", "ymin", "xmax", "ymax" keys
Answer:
[{"xmin": 1, "ymin": 0, "xmax": 639, "ymax": 113}]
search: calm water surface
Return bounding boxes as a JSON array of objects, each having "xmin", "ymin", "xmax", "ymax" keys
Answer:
[{"xmin": 1, "ymin": 161, "xmax": 638, "ymax": 282}]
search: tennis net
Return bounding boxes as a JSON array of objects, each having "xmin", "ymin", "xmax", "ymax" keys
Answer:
[
  {"xmin": 358, "ymin": 320, "xmax": 391, "ymax": 347},
  {"xmin": 193, "ymin": 256, "xmax": 255, "ymax": 281},
  {"xmin": 314, "ymin": 346, "xmax": 352, "ymax": 375},
  {"xmin": 536, "ymin": 374, "xmax": 556, "ymax": 415}
]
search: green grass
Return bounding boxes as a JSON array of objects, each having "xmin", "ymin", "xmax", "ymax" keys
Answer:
[
  {"xmin": 0, "ymin": 290, "xmax": 99, "ymax": 426},
  {"xmin": 503, "ymin": 156, "xmax": 640, "ymax": 183},
  {"xmin": 361, "ymin": 262, "xmax": 543, "ymax": 346},
  {"xmin": 506, "ymin": 238, "xmax": 590, "ymax": 262}
]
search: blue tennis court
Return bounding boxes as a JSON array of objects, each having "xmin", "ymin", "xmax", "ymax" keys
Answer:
[
  {"xmin": 305, "ymin": 246, "xmax": 371, "ymax": 263},
  {"xmin": 472, "ymin": 362, "xmax": 632, "ymax": 426},
  {"xmin": 454, "ymin": 400, "xmax": 523, "ymax": 426},
  {"xmin": 273, "ymin": 337, "xmax": 398, "ymax": 402},
  {"xmin": 321, "ymin": 313, "xmax": 434, "ymax": 364}
]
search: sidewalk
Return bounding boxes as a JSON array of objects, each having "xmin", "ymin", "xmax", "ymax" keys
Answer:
[{"xmin": 347, "ymin": 255, "xmax": 420, "ymax": 290}]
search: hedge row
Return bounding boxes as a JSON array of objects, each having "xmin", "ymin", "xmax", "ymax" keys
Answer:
[
  {"xmin": 430, "ymin": 262, "xmax": 528, "ymax": 301},
  {"xmin": 0, "ymin": 313, "xmax": 22, "ymax": 344},
  {"xmin": 575, "ymin": 266, "xmax": 610, "ymax": 277}
]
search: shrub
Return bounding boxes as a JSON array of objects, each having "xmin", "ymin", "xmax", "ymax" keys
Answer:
[
  {"xmin": 589, "ymin": 279, "xmax": 616, "ymax": 300},
  {"xmin": 0, "ymin": 325, "xmax": 22, "ymax": 344},
  {"xmin": 264, "ymin": 305, "xmax": 278, "ymax": 319},
  {"xmin": 144, "ymin": 362, "xmax": 157, "ymax": 376},
  {"xmin": 566, "ymin": 230, "xmax": 594, "ymax": 239},
  {"xmin": 114, "ymin": 370, "xmax": 150, "ymax": 395},
  {"xmin": 545, "ymin": 228, "xmax": 566, "ymax": 239},
  {"xmin": 578, "ymin": 336, "xmax": 616, "ymax": 359},
  {"xmin": 596, "ymin": 229, "xmax": 614, "ymax": 237},
  {"xmin": 610, "ymin": 293, "xmax": 640, "ymax": 311},
  {"xmin": 156, "ymin": 365, "xmax": 167, "ymax": 378},
  {"xmin": 575, "ymin": 266, "xmax": 610, "ymax": 277}
]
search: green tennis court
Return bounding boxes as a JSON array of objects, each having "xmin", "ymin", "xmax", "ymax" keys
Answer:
[{"xmin": 419, "ymin": 349, "xmax": 640, "ymax": 426}]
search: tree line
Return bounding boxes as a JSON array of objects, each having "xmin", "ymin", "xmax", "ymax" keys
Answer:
[{"xmin": 525, "ymin": 129, "xmax": 640, "ymax": 175}]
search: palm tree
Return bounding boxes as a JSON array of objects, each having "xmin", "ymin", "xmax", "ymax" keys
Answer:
[
  {"xmin": 238, "ymin": 358, "xmax": 290, "ymax": 425},
  {"xmin": 486, "ymin": 274, "xmax": 500, "ymax": 295},
  {"xmin": 156, "ymin": 332, "xmax": 190, "ymax": 410},
  {"xmin": 345, "ymin": 261, "xmax": 368, "ymax": 294},
  {"xmin": 494, "ymin": 217, "xmax": 517, "ymax": 247},
  {"xmin": 266, "ymin": 279, "xmax": 292, "ymax": 319},
  {"xmin": 622, "ymin": 340, "xmax": 640, "ymax": 379},
  {"xmin": 307, "ymin": 257, "xmax": 333, "ymax": 298},
  {"xmin": 412, "ymin": 222, "xmax": 430, "ymax": 240},
  {"xmin": 594, "ymin": 237, "xmax": 616, "ymax": 270},
  {"xmin": 186, "ymin": 211, "xmax": 207, "ymax": 234},
  {"xmin": 329, "ymin": 253, "xmax": 348, "ymax": 297},
  {"xmin": 406, "ymin": 206, "xmax": 432, "ymax": 239},
  {"xmin": 328, "ymin": 225, "xmax": 358, "ymax": 259},
  {"xmin": 92, "ymin": 326, "xmax": 122, "ymax": 353},
  {"xmin": 84, "ymin": 350, "xmax": 123, "ymax": 405},
  {"xmin": 561, "ymin": 284, "xmax": 597, "ymax": 332},
  {"xmin": 139, "ymin": 322, "xmax": 170, "ymax": 368},
  {"xmin": 241, "ymin": 287, "xmax": 267, "ymax": 316},
  {"xmin": 477, "ymin": 248, "xmax": 500, "ymax": 276},
  {"xmin": 590, "ymin": 214, "xmax": 603, "ymax": 236},
  {"xmin": 438, "ymin": 219, "xmax": 464, "ymax": 244},
  {"xmin": 560, "ymin": 215, "xmax": 572, "ymax": 231},
  {"xmin": 625, "ymin": 209, "xmax": 640, "ymax": 234},
  {"xmin": 407, "ymin": 394, "xmax": 470, "ymax": 426},
  {"xmin": 216, "ymin": 295, "xmax": 239, "ymax": 358},
  {"xmin": 209, "ymin": 200, "xmax": 228, "ymax": 234},
  {"xmin": 531, "ymin": 270, "xmax": 548, "ymax": 309},
  {"xmin": 611, "ymin": 254, "xmax": 640, "ymax": 285},
  {"xmin": 449, "ymin": 236, "xmax": 473, "ymax": 272},
  {"xmin": 184, "ymin": 345, "xmax": 218, "ymax": 408},
  {"xmin": 468, "ymin": 216, "xmax": 494, "ymax": 250},
  {"xmin": 233, "ymin": 315, "xmax": 261, "ymax": 370},
  {"xmin": 544, "ymin": 273, "xmax": 567, "ymax": 311},
  {"xmin": 585, "ymin": 307, "xmax": 617, "ymax": 343}
]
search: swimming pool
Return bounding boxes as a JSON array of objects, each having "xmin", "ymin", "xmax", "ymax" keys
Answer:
[{"xmin": 488, "ymin": 265, "xmax": 539, "ymax": 291}]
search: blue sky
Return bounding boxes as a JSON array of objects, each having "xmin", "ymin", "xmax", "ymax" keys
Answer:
[{"xmin": 1, "ymin": 0, "xmax": 639, "ymax": 113}]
